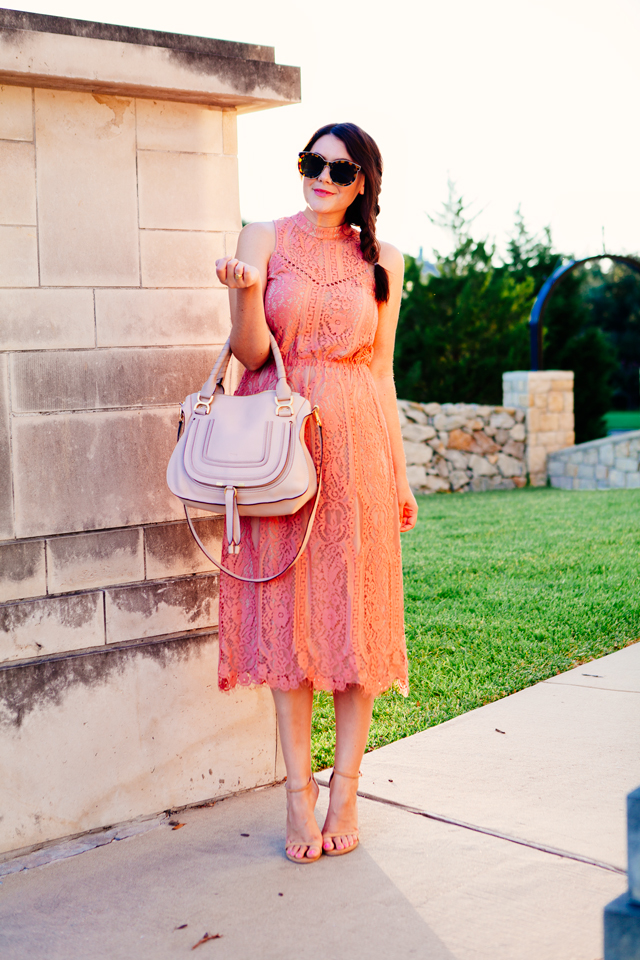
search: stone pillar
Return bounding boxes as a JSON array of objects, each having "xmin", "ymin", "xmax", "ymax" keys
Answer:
[
  {"xmin": 503, "ymin": 370, "xmax": 575, "ymax": 486},
  {"xmin": 0, "ymin": 11, "xmax": 299, "ymax": 858}
]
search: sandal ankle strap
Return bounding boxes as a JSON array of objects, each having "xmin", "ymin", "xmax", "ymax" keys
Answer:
[
  {"xmin": 285, "ymin": 775, "xmax": 315, "ymax": 793},
  {"xmin": 331, "ymin": 769, "xmax": 361, "ymax": 780}
]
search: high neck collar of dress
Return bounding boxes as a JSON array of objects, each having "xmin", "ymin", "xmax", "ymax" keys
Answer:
[{"xmin": 294, "ymin": 211, "xmax": 355, "ymax": 240}]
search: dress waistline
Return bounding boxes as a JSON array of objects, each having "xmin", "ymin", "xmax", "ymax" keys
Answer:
[{"xmin": 285, "ymin": 356, "xmax": 371, "ymax": 368}]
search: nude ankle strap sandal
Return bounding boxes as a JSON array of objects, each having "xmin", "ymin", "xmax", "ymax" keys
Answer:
[
  {"xmin": 323, "ymin": 769, "xmax": 361, "ymax": 857},
  {"xmin": 284, "ymin": 776, "xmax": 322, "ymax": 864}
]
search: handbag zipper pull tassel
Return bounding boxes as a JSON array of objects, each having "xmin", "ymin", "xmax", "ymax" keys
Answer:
[{"xmin": 225, "ymin": 486, "xmax": 241, "ymax": 555}]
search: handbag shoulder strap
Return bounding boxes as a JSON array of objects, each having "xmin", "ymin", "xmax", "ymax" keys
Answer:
[{"xmin": 184, "ymin": 413, "xmax": 323, "ymax": 584}]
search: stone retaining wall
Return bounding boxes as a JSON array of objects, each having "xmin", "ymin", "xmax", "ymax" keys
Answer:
[
  {"xmin": 548, "ymin": 431, "xmax": 640, "ymax": 490},
  {"xmin": 399, "ymin": 401, "xmax": 527, "ymax": 493}
]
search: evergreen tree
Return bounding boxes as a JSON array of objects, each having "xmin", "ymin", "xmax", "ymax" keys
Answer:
[{"xmin": 395, "ymin": 193, "xmax": 619, "ymax": 442}]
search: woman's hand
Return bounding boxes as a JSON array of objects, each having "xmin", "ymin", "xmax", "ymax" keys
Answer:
[
  {"xmin": 396, "ymin": 479, "xmax": 419, "ymax": 533},
  {"xmin": 215, "ymin": 256, "xmax": 261, "ymax": 290}
]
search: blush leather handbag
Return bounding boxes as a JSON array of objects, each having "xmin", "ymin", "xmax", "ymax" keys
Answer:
[{"xmin": 166, "ymin": 332, "xmax": 323, "ymax": 583}]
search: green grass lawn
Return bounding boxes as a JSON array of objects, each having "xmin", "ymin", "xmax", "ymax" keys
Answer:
[{"xmin": 311, "ymin": 487, "xmax": 640, "ymax": 770}]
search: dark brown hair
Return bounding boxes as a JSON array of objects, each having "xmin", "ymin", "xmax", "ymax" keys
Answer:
[{"xmin": 303, "ymin": 122, "xmax": 389, "ymax": 303}]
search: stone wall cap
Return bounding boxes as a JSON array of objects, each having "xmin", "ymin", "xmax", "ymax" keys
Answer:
[
  {"xmin": 548, "ymin": 428, "xmax": 640, "ymax": 458},
  {"xmin": 503, "ymin": 370, "xmax": 574, "ymax": 379},
  {"xmin": 0, "ymin": 7, "xmax": 300, "ymax": 110}
]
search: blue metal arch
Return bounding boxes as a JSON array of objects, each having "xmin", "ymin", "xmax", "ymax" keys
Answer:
[{"xmin": 529, "ymin": 254, "xmax": 640, "ymax": 370}]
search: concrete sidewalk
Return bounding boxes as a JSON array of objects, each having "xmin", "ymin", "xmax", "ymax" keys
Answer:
[{"xmin": 1, "ymin": 643, "xmax": 638, "ymax": 960}]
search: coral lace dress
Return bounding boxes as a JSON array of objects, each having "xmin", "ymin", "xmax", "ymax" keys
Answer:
[{"xmin": 218, "ymin": 212, "xmax": 408, "ymax": 696}]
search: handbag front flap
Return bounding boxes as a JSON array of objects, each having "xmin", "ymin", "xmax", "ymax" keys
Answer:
[{"xmin": 184, "ymin": 391, "xmax": 295, "ymax": 488}]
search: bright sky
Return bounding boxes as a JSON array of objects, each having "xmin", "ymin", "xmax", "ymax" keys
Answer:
[{"xmin": 8, "ymin": 0, "xmax": 640, "ymax": 261}]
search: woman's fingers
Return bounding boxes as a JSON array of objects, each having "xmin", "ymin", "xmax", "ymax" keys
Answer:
[{"xmin": 214, "ymin": 257, "xmax": 259, "ymax": 289}]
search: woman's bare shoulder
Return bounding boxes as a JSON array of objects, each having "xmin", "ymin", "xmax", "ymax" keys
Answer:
[
  {"xmin": 235, "ymin": 221, "xmax": 277, "ymax": 264},
  {"xmin": 378, "ymin": 240, "xmax": 404, "ymax": 275}
]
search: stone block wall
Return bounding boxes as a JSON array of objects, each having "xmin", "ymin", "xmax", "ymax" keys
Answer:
[
  {"xmin": 0, "ymin": 13, "xmax": 299, "ymax": 858},
  {"xmin": 548, "ymin": 431, "xmax": 640, "ymax": 490},
  {"xmin": 399, "ymin": 401, "xmax": 527, "ymax": 493},
  {"xmin": 503, "ymin": 370, "xmax": 575, "ymax": 486}
]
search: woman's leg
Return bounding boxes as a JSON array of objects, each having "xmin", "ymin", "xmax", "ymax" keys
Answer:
[
  {"xmin": 271, "ymin": 684, "xmax": 323, "ymax": 860},
  {"xmin": 322, "ymin": 686, "xmax": 374, "ymax": 852}
]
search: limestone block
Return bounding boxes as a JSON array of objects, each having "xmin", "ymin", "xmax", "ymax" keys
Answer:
[
  {"xmin": 490, "ymin": 412, "xmax": 515, "ymax": 430},
  {"xmin": 0, "ymin": 356, "xmax": 12, "ymax": 539},
  {"xmin": 35, "ymin": 89, "xmax": 139, "ymax": 286},
  {"xmin": 12, "ymin": 408, "xmax": 181, "ymax": 539},
  {"xmin": 558, "ymin": 413, "xmax": 574, "ymax": 431},
  {"xmin": 563, "ymin": 392, "xmax": 574, "ymax": 413},
  {"xmin": 222, "ymin": 109, "xmax": 238, "ymax": 155},
  {"xmin": 449, "ymin": 470, "xmax": 469, "ymax": 491},
  {"xmin": 11, "ymin": 346, "xmax": 222, "ymax": 413},
  {"xmin": 497, "ymin": 454, "xmax": 524, "ymax": 478},
  {"xmin": 401, "ymin": 423, "xmax": 436, "ymax": 443},
  {"xmin": 565, "ymin": 463, "xmax": 579, "ymax": 478},
  {"xmin": 469, "ymin": 454, "xmax": 498, "ymax": 478},
  {"xmin": 0, "ymin": 84, "xmax": 33, "ymax": 140},
  {"xmin": 225, "ymin": 232, "xmax": 240, "ymax": 258},
  {"xmin": 509, "ymin": 423, "xmax": 525, "ymax": 442},
  {"xmin": 0, "ymin": 141, "xmax": 36, "ymax": 224},
  {"xmin": 608, "ymin": 470, "xmax": 626, "ymax": 489},
  {"xmin": 94, "ymin": 288, "xmax": 229, "ymax": 347},
  {"xmin": 529, "ymin": 473, "xmax": 548, "ymax": 487},
  {"xmin": 406, "ymin": 465, "xmax": 428, "ymax": 489},
  {"xmin": 403, "ymin": 441, "xmax": 433, "ymax": 466},
  {"xmin": 0, "ymin": 592, "xmax": 104, "ymax": 662},
  {"xmin": 422, "ymin": 475, "xmax": 450, "ymax": 492},
  {"xmin": 584, "ymin": 448, "xmax": 598, "ymax": 465},
  {"xmin": 145, "ymin": 518, "xmax": 223, "ymax": 579},
  {"xmin": 0, "ymin": 225, "xmax": 38, "ymax": 286},
  {"xmin": 546, "ymin": 391, "xmax": 564, "ymax": 414},
  {"xmin": 527, "ymin": 445, "xmax": 547, "ymax": 475},
  {"xmin": 549, "ymin": 476, "xmax": 573, "ymax": 490},
  {"xmin": 140, "ymin": 230, "xmax": 225, "ymax": 287},
  {"xmin": 577, "ymin": 464, "xmax": 596, "ymax": 480},
  {"xmin": 447, "ymin": 428, "xmax": 475, "ymax": 451},
  {"xmin": 105, "ymin": 574, "xmax": 219, "ymax": 644},
  {"xmin": 443, "ymin": 449, "xmax": 469, "ymax": 470},
  {"xmin": 0, "ymin": 289, "xmax": 95, "ymax": 350},
  {"xmin": 404, "ymin": 405, "xmax": 429, "ymax": 424},
  {"xmin": 135, "ymin": 99, "xmax": 223, "ymax": 153},
  {"xmin": 547, "ymin": 460, "xmax": 565, "ymax": 478},
  {"xmin": 47, "ymin": 529, "xmax": 143, "ymax": 593},
  {"xmin": 615, "ymin": 458, "xmax": 637, "ymax": 473},
  {"xmin": 576, "ymin": 478, "xmax": 597, "ymax": 490},
  {"xmin": 627, "ymin": 473, "xmax": 640, "ymax": 489},
  {"xmin": 0, "ymin": 633, "xmax": 279, "ymax": 854},
  {"xmin": 551, "ymin": 379, "xmax": 574, "ymax": 393},
  {"xmin": 538, "ymin": 413, "xmax": 560, "ymax": 432},
  {"xmin": 138, "ymin": 152, "xmax": 240, "ymax": 231},
  {"xmin": 595, "ymin": 464, "xmax": 608, "ymax": 480},
  {"xmin": 501, "ymin": 439, "xmax": 524, "ymax": 459},
  {"xmin": 0, "ymin": 541, "xmax": 46, "ymax": 603}
]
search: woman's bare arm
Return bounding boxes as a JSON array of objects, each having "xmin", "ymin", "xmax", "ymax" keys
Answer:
[
  {"xmin": 215, "ymin": 221, "xmax": 276, "ymax": 371},
  {"xmin": 369, "ymin": 243, "xmax": 418, "ymax": 533}
]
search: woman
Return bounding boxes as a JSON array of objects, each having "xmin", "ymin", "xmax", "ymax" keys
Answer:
[{"xmin": 215, "ymin": 122, "xmax": 418, "ymax": 863}]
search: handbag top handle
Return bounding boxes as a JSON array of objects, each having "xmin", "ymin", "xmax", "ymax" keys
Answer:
[{"xmin": 198, "ymin": 331, "xmax": 292, "ymax": 409}]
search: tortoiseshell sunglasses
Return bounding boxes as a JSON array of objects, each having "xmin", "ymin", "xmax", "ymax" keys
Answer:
[{"xmin": 298, "ymin": 151, "xmax": 361, "ymax": 187}]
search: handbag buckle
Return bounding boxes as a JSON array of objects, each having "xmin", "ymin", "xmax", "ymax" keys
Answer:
[
  {"xmin": 194, "ymin": 393, "xmax": 214, "ymax": 415},
  {"xmin": 275, "ymin": 397, "xmax": 294, "ymax": 417}
]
